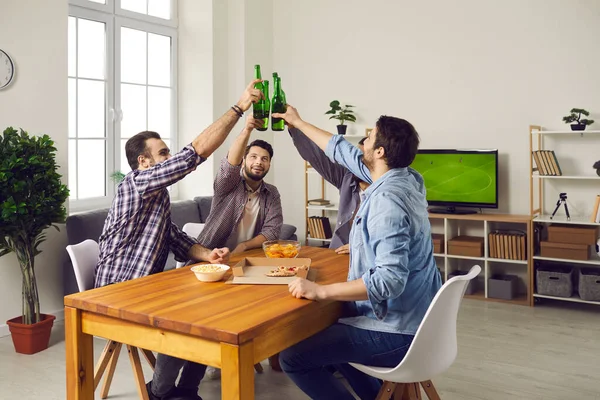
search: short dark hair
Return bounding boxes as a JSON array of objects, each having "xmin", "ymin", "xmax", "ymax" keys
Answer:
[
  {"xmin": 244, "ymin": 139, "xmax": 274, "ymax": 159},
  {"xmin": 125, "ymin": 131, "xmax": 161, "ymax": 170},
  {"xmin": 358, "ymin": 137, "xmax": 367, "ymax": 146},
  {"xmin": 373, "ymin": 116, "xmax": 420, "ymax": 168}
]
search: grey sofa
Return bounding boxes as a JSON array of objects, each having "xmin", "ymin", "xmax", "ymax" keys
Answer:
[{"xmin": 65, "ymin": 195, "xmax": 297, "ymax": 272}]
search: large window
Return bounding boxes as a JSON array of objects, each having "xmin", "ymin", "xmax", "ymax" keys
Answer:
[{"xmin": 68, "ymin": 0, "xmax": 177, "ymax": 211}]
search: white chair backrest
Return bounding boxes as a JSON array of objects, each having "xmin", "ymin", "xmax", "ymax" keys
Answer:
[
  {"xmin": 66, "ymin": 239, "xmax": 100, "ymax": 292},
  {"xmin": 176, "ymin": 223, "xmax": 206, "ymax": 269},
  {"xmin": 183, "ymin": 222, "xmax": 205, "ymax": 238},
  {"xmin": 388, "ymin": 265, "xmax": 481, "ymax": 382}
]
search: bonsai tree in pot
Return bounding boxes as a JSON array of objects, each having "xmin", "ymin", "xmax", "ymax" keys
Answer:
[
  {"xmin": 562, "ymin": 108, "xmax": 594, "ymax": 131},
  {"xmin": 325, "ymin": 100, "xmax": 356, "ymax": 135},
  {"xmin": 0, "ymin": 127, "xmax": 69, "ymax": 354}
]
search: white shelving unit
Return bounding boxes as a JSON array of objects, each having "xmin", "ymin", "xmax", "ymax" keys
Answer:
[
  {"xmin": 529, "ymin": 125, "xmax": 600, "ymax": 307},
  {"xmin": 429, "ymin": 212, "xmax": 532, "ymax": 306}
]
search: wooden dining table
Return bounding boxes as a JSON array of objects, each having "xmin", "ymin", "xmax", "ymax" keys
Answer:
[{"xmin": 64, "ymin": 245, "xmax": 350, "ymax": 400}]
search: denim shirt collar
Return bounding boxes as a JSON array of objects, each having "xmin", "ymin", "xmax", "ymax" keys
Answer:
[{"xmin": 364, "ymin": 167, "xmax": 409, "ymax": 197}]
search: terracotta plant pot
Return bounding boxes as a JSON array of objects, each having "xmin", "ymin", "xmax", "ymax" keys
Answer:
[{"xmin": 6, "ymin": 313, "xmax": 56, "ymax": 355}]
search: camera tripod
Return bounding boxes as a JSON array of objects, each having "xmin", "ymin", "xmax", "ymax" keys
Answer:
[{"xmin": 550, "ymin": 192, "xmax": 570, "ymax": 221}]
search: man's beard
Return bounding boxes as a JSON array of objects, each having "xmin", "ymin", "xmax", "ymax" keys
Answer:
[
  {"xmin": 244, "ymin": 164, "xmax": 268, "ymax": 181},
  {"xmin": 362, "ymin": 152, "xmax": 375, "ymax": 172}
]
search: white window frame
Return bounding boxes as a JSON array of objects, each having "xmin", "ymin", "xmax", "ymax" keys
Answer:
[
  {"xmin": 114, "ymin": 17, "xmax": 179, "ymax": 199},
  {"xmin": 68, "ymin": 0, "xmax": 178, "ymax": 213}
]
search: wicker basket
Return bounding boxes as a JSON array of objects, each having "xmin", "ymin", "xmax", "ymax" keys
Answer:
[
  {"xmin": 578, "ymin": 268, "xmax": 600, "ymax": 302},
  {"xmin": 536, "ymin": 266, "xmax": 573, "ymax": 298}
]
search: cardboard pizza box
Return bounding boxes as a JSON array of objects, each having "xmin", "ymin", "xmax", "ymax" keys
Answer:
[{"xmin": 228, "ymin": 257, "xmax": 313, "ymax": 285}]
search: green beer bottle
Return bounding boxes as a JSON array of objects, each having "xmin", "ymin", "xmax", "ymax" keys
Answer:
[
  {"xmin": 261, "ymin": 80, "xmax": 270, "ymax": 131},
  {"xmin": 271, "ymin": 74, "xmax": 286, "ymax": 131},
  {"xmin": 252, "ymin": 65, "xmax": 268, "ymax": 131}
]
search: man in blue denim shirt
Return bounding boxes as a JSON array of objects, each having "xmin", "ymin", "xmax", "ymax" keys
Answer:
[{"xmin": 273, "ymin": 106, "xmax": 442, "ymax": 400}]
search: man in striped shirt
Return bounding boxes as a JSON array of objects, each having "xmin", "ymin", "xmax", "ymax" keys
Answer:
[
  {"xmin": 197, "ymin": 116, "xmax": 283, "ymax": 254},
  {"xmin": 197, "ymin": 115, "xmax": 283, "ymax": 380},
  {"xmin": 94, "ymin": 80, "xmax": 263, "ymax": 400}
]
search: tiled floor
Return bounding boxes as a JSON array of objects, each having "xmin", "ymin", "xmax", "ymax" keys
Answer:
[{"xmin": 1, "ymin": 298, "xmax": 600, "ymax": 399}]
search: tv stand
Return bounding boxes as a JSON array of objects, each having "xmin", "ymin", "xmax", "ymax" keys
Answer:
[{"xmin": 429, "ymin": 207, "xmax": 478, "ymax": 215}]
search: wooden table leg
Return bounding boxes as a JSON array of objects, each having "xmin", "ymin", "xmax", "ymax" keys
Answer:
[
  {"xmin": 65, "ymin": 307, "xmax": 94, "ymax": 400},
  {"xmin": 221, "ymin": 342, "xmax": 255, "ymax": 400}
]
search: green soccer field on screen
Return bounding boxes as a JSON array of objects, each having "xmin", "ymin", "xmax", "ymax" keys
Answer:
[{"xmin": 411, "ymin": 152, "xmax": 497, "ymax": 205}]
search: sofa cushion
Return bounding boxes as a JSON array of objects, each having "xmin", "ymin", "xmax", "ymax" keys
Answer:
[
  {"xmin": 66, "ymin": 208, "xmax": 109, "ymax": 245},
  {"xmin": 280, "ymin": 224, "xmax": 297, "ymax": 240},
  {"xmin": 171, "ymin": 200, "xmax": 202, "ymax": 229},
  {"xmin": 193, "ymin": 196, "xmax": 213, "ymax": 222}
]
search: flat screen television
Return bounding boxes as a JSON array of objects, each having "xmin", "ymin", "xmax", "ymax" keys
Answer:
[{"xmin": 410, "ymin": 149, "xmax": 498, "ymax": 214}]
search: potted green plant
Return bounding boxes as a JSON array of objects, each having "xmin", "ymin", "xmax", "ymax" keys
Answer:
[
  {"xmin": 325, "ymin": 100, "xmax": 356, "ymax": 135},
  {"xmin": 0, "ymin": 127, "xmax": 69, "ymax": 354},
  {"xmin": 562, "ymin": 108, "xmax": 595, "ymax": 131}
]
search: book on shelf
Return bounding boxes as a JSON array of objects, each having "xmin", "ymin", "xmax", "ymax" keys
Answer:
[
  {"xmin": 531, "ymin": 150, "xmax": 562, "ymax": 176},
  {"xmin": 308, "ymin": 216, "xmax": 333, "ymax": 239},
  {"xmin": 307, "ymin": 198, "xmax": 331, "ymax": 206},
  {"xmin": 488, "ymin": 230, "xmax": 526, "ymax": 260}
]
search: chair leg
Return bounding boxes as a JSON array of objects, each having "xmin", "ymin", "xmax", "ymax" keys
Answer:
[
  {"xmin": 100, "ymin": 342, "xmax": 122, "ymax": 399},
  {"xmin": 268, "ymin": 354, "xmax": 282, "ymax": 372},
  {"xmin": 128, "ymin": 346, "xmax": 150, "ymax": 400},
  {"xmin": 392, "ymin": 383, "xmax": 420, "ymax": 400},
  {"xmin": 406, "ymin": 382, "xmax": 422, "ymax": 399},
  {"xmin": 254, "ymin": 363, "xmax": 264, "ymax": 373},
  {"xmin": 420, "ymin": 380, "xmax": 441, "ymax": 400},
  {"xmin": 141, "ymin": 349, "xmax": 157, "ymax": 370},
  {"xmin": 376, "ymin": 381, "xmax": 399, "ymax": 400},
  {"xmin": 94, "ymin": 340, "xmax": 119, "ymax": 389}
]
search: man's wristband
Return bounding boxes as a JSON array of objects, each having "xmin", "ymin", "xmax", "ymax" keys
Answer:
[{"xmin": 231, "ymin": 105, "xmax": 243, "ymax": 118}]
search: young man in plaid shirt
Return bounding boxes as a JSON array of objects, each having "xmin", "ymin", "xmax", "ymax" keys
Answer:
[
  {"xmin": 197, "ymin": 115, "xmax": 283, "ymax": 379},
  {"xmin": 94, "ymin": 80, "xmax": 263, "ymax": 400}
]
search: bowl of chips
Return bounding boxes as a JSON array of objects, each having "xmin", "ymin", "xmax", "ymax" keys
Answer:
[
  {"xmin": 262, "ymin": 240, "xmax": 301, "ymax": 258},
  {"xmin": 190, "ymin": 264, "xmax": 230, "ymax": 282}
]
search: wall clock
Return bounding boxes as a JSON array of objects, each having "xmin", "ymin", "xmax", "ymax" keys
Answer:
[{"xmin": 0, "ymin": 49, "xmax": 16, "ymax": 90}]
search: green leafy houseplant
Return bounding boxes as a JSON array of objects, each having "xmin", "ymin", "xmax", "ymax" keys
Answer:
[
  {"xmin": 325, "ymin": 100, "xmax": 356, "ymax": 135},
  {"xmin": 0, "ymin": 127, "xmax": 69, "ymax": 325},
  {"xmin": 562, "ymin": 108, "xmax": 594, "ymax": 131},
  {"xmin": 325, "ymin": 100, "xmax": 357, "ymax": 125},
  {"xmin": 110, "ymin": 170, "xmax": 126, "ymax": 183}
]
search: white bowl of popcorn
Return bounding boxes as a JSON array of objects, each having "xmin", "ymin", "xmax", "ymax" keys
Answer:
[{"xmin": 190, "ymin": 264, "xmax": 230, "ymax": 282}]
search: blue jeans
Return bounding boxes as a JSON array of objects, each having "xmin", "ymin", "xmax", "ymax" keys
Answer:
[{"xmin": 279, "ymin": 323, "xmax": 413, "ymax": 400}]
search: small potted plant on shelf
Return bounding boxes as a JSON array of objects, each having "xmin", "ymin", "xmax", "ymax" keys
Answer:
[
  {"xmin": 0, "ymin": 127, "xmax": 70, "ymax": 354},
  {"xmin": 593, "ymin": 160, "xmax": 600, "ymax": 177},
  {"xmin": 562, "ymin": 108, "xmax": 594, "ymax": 131},
  {"xmin": 325, "ymin": 100, "xmax": 357, "ymax": 135}
]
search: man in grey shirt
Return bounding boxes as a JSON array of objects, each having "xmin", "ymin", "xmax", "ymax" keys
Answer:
[{"xmin": 289, "ymin": 127, "xmax": 369, "ymax": 254}]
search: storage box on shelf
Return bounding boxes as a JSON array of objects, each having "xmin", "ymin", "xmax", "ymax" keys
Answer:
[
  {"xmin": 428, "ymin": 212, "xmax": 531, "ymax": 306},
  {"xmin": 488, "ymin": 274, "xmax": 519, "ymax": 300},
  {"xmin": 529, "ymin": 125, "xmax": 600, "ymax": 306}
]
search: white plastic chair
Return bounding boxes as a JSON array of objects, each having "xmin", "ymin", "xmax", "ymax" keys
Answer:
[
  {"xmin": 66, "ymin": 239, "xmax": 156, "ymax": 399},
  {"xmin": 175, "ymin": 222, "xmax": 206, "ymax": 269},
  {"xmin": 349, "ymin": 265, "xmax": 481, "ymax": 400}
]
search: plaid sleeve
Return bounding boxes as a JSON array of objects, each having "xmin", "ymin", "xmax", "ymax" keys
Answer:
[
  {"xmin": 214, "ymin": 156, "xmax": 242, "ymax": 195},
  {"xmin": 169, "ymin": 221, "xmax": 197, "ymax": 262},
  {"xmin": 259, "ymin": 188, "xmax": 283, "ymax": 241},
  {"xmin": 134, "ymin": 145, "xmax": 204, "ymax": 198}
]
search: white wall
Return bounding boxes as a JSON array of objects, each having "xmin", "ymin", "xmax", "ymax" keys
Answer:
[
  {"xmin": 178, "ymin": 0, "xmax": 276, "ymax": 198},
  {"xmin": 0, "ymin": 0, "xmax": 68, "ymax": 336},
  {"xmin": 177, "ymin": 0, "xmax": 216, "ymax": 199},
  {"xmin": 272, "ymin": 0, "xmax": 600, "ymax": 241}
]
